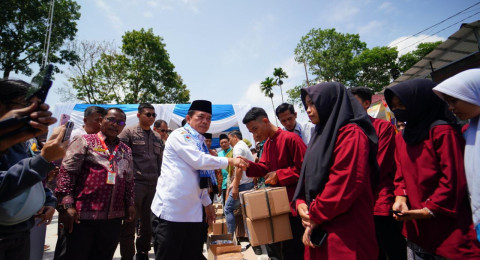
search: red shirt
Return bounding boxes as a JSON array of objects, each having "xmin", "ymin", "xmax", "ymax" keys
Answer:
[
  {"xmin": 371, "ymin": 117, "xmax": 396, "ymax": 216},
  {"xmin": 297, "ymin": 124, "xmax": 378, "ymax": 260},
  {"xmin": 56, "ymin": 133, "xmax": 135, "ymax": 220},
  {"xmin": 246, "ymin": 128, "xmax": 306, "ymax": 215},
  {"xmin": 394, "ymin": 124, "xmax": 480, "ymax": 258}
]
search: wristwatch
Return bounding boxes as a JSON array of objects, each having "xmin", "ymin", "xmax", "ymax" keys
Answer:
[{"xmin": 57, "ymin": 203, "xmax": 74, "ymax": 212}]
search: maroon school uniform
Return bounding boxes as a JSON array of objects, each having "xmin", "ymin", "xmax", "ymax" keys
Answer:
[
  {"xmin": 370, "ymin": 117, "xmax": 396, "ymax": 215},
  {"xmin": 246, "ymin": 128, "xmax": 306, "ymax": 214},
  {"xmin": 297, "ymin": 124, "xmax": 378, "ymax": 260},
  {"xmin": 394, "ymin": 124, "xmax": 480, "ymax": 258}
]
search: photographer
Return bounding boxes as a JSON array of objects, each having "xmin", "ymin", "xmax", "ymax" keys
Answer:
[{"xmin": 0, "ymin": 79, "xmax": 67, "ymax": 260}]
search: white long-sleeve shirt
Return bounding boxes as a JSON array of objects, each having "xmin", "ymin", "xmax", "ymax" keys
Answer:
[
  {"xmin": 151, "ymin": 127, "xmax": 228, "ymax": 222},
  {"xmin": 232, "ymin": 140, "xmax": 254, "ymax": 185}
]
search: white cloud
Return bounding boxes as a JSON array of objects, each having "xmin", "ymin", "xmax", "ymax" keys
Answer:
[
  {"xmin": 357, "ymin": 20, "xmax": 383, "ymax": 38},
  {"xmin": 378, "ymin": 2, "xmax": 394, "ymax": 13},
  {"xmin": 95, "ymin": 0, "xmax": 123, "ymax": 30},
  {"xmin": 388, "ymin": 34, "xmax": 445, "ymax": 56},
  {"xmin": 325, "ymin": 0, "xmax": 360, "ymax": 23},
  {"xmin": 143, "ymin": 11, "xmax": 153, "ymax": 18}
]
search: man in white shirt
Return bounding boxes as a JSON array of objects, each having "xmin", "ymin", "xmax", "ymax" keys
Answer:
[
  {"xmin": 224, "ymin": 130, "xmax": 254, "ymax": 234},
  {"xmin": 70, "ymin": 106, "xmax": 105, "ymax": 138},
  {"xmin": 275, "ymin": 103, "xmax": 314, "ymax": 145},
  {"xmin": 150, "ymin": 100, "xmax": 246, "ymax": 260}
]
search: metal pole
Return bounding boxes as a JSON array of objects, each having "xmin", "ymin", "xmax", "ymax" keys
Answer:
[{"xmin": 44, "ymin": 0, "xmax": 55, "ymax": 67}]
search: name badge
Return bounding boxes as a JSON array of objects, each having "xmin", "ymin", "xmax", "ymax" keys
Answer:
[{"xmin": 106, "ymin": 170, "xmax": 116, "ymax": 185}]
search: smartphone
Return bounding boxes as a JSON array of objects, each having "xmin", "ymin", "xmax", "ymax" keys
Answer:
[
  {"xmin": 27, "ymin": 64, "xmax": 53, "ymax": 103},
  {"xmin": 310, "ymin": 227, "xmax": 327, "ymax": 247},
  {"xmin": 62, "ymin": 121, "xmax": 74, "ymax": 142},
  {"xmin": 59, "ymin": 114, "xmax": 70, "ymax": 125}
]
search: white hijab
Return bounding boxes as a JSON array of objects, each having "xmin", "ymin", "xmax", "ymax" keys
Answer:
[{"xmin": 433, "ymin": 68, "xmax": 480, "ymax": 227}]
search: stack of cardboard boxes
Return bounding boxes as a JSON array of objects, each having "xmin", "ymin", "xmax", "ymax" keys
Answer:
[
  {"xmin": 209, "ymin": 203, "xmax": 228, "ymax": 235},
  {"xmin": 206, "ymin": 233, "xmax": 243, "ymax": 260},
  {"xmin": 239, "ymin": 187, "xmax": 293, "ymax": 246}
]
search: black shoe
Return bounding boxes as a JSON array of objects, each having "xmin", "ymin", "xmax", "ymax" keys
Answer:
[
  {"xmin": 135, "ymin": 253, "xmax": 149, "ymax": 260},
  {"xmin": 253, "ymin": 246, "xmax": 263, "ymax": 255}
]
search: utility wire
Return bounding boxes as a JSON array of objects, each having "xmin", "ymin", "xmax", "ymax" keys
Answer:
[
  {"xmin": 397, "ymin": 10, "xmax": 480, "ymax": 52},
  {"xmin": 391, "ymin": 1, "xmax": 480, "ymax": 46}
]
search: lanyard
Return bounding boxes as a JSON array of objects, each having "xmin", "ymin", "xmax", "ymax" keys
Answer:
[{"xmin": 97, "ymin": 133, "xmax": 120, "ymax": 172}]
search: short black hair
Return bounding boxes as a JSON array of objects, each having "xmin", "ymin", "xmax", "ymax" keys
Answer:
[
  {"xmin": 84, "ymin": 106, "xmax": 106, "ymax": 117},
  {"xmin": 138, "ymin": 103, "xmax": 154, "ymax": 113},
  {"xmin": 219, "ymin": 134, "xmax": 229, "ymax": 141},
  {"xmin": 275, "ymin": 103, "xmax": 295, "ymax": 117},
  {"xmin": 349, "ymin": 87, "xmax": 372, "ymax": 103},
  {"xmin": 242, "ymin": 107, "xmax": 268, "ymax": 124},
  {"xmin": 105, "ymin": 107, "xmax": 126, "ymax": 120},
  {"xmin": 228, "ymin": 130, "xmax": 242, "ymax": 140},
  {"xmin": 181, "ymin": 118, "xmax": 187, "ymax": 127},
  {"xmin": 203, "ymin": 133, "xmax": 212, "ymax": 139},
  {"xmin": 154, "ymin": 119, "xmax": 167, "ymax": 128},
  {"xmin": 0, "ymin": 79, "xmax": 29, "ymax": 107}
]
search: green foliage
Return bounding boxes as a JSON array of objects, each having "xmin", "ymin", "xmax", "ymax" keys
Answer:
[
  {"xmin": 295, "ymin": 28, "xmax": 366, "ymax": 86},
  {"xmin": 398, "ymin": 41, "xmax": 442, "ymax": 72},
  {"xmin": 260, "ymin": 77, "xmax": 277, "ymax": 117},
  {"xmin": 65, "ymin": 29, "xmax": 190, "ymax": 104},
  {"xmin": 286, "ymin": 84, "xmax": 304, "ymax": 111},
  {"xmin": 273, "ymin": 67, "xmax": 288, "ymax": 102},
  {"xmin": 0, "ymin": 0, "xmax": 81, "ymax": 78},
  {"xmin": 354, "ymin": 46, "xmax": 399, "ymax": 92}
]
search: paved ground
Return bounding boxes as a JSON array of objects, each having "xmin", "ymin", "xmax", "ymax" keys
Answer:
[{"xmin": 42, "ymin": 213, "xmax": 268, "ymax": 260}]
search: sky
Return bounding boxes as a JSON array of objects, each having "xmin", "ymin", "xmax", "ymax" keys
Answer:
[{"xmin": 10, "ymin": 0, "xmax": 480, "ymax": 122}]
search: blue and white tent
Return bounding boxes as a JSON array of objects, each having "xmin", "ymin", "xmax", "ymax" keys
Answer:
[{"xmin": 51, "ymin": 103, "xmax": 254, "ymax": 149}]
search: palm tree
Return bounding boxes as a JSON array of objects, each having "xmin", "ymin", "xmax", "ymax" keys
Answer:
[
  {"xmin": 273, "ymin": 67, "xmax": 288, "ymax": 103},
  {"xmin": 260, "ymin": 77, "xmax": 278, "ymax": 125}
]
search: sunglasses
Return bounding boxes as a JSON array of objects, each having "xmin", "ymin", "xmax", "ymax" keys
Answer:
[
  {"xmin": 105, "ymin": 117, "xmax": 126, "ymax": 126},
  {"xmin": 144, "ymin": 112, "xmax": 157, "ymax": 118}
]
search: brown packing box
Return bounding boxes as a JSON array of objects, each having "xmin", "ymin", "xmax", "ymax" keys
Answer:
[
  {"xmin": 211, "ymin": 218, "xmax": 227, "ymax": 235},
  {"xmin": 239, "ymin": 187, "xmax": 290, "ymax": 220},
  {"xmin": 246, "ymin": 213, "xmax": 292, "ymax": 247},
  {"xmin": 207, "ymin": 234, "xmax": 242, "ymax": 260},
  {"xmin": 216, "ymin": 208, "xmax": 224, "ymax": 217}
]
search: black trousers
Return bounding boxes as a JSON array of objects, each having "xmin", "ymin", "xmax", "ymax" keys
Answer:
[
  {"xmin": 0, "ymin": 232, "xmax": 30, "ymax": 260},
  {"xmin": 152, "ymin": 217, "xmax": 204, "ymax": 260},
  {"xmin": 53, "ymin": 218, "xmax": 122, "ymax": 260},
  {"xmin": 375, "ymin": 215, "xmax": 407, "ymax": 260},
  {"xmin": 266, "ymin": 214, "xmax": 305, "ymax": 260},
  {"xmin": 120, "ymin": 183, "xmax": 156, "ymax": 259}
]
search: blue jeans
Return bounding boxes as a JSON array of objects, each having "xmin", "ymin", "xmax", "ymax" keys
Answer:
[{"xmin": 224, "ymin": 182, "xmax": 254, "ymax": 234}]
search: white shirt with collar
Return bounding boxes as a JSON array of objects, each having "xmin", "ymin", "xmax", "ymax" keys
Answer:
[
  {"xmin": 151, "ymin": 127, "xmax": 228, "ymax": 222},
  {"xmin": 232, "ymin": 140, "xmax": 254, "ymax": 185},
  {"xmin": 285, "ymin": 121, "xmax": 315, "ymax": 145}
]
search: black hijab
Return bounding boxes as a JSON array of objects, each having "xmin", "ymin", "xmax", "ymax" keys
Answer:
[
  {"xmin": 293, "ymin": 82, "xmax": 378, "ymax": 205},
  {"xmin": 384, "ymin": 79, "xmax": 458, "ymax": 145}
]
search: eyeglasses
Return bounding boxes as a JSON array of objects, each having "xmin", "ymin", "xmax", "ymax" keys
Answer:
[
  {"xmin": 159, "ymin": 129, "xmax": 167, "ymax": 132},
  {"xmin": 144, "ymin": 113, "xmax": 157, "ymax": 118},
  {"xmin": 105, "ymin": 117, "xmax": 126, "ymax": 126}
]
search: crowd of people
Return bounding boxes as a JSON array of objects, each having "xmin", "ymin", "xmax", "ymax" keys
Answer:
[{"xmin": 0, "ymin": 68, "xmax": 480, "ymax": 260}]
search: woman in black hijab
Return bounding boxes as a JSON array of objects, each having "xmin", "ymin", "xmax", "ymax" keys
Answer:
[
  {"xmin": 384, "ymin": 79, "xmax": 480, "ymax": 259},
  {"xmin": 293, "ymin": 82, "xmax": 379, "ymax": 260}
]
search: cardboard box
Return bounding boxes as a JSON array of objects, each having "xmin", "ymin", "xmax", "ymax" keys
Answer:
[
  {"xmin": 216, "ymin": 208, "xmax": 224, "ymax": 217},
  {"xmin": 245, "ymin": 213, "xmax": 292, "ymax": 246},
  {"xmin": 210, "ymin": 218, "xmax": 227, "ymax": 235},
  {"xmin": 239, "ymin": 187, "xmax": 290, "ymax": 220},
  {"xmin": 207, "ymin": 234, "xmax": 242, "ymax": 260}
]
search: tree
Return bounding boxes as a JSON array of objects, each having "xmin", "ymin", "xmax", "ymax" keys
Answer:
[
  {"xmin": 398, "ymin": 41, "xmax": 442, "ymax": 73},
  {"xmin": 61, "ymin": 29, "xmax": 190, "ymax": 104},
  {"xmin": 121, "ymin": 28, "xmax": 189, "ymax": 104},
  {"xmin": 260, "ymin": 77, "xmax": 278, "ymax": 125},
  {"xmin": 0, "ymin": 0, "xmax": 81, "ymax": 78},
  {"xmin": 294, "ymin": 36, "xmax": 312, "ymax": 87},
  {"xmin": 273, "ymin": 67, "xmax": 288, "ymax": 103},
  {"xmin": 354, "ymin": 46, "xmax": 399, "ymax": 92},
  {"xmin": 286, "ymin": 83, "xmax": 305, "ymax": 111},
  {"xmin": 294, "ymin": 28, "xmax": 366, "ymax": 86}
]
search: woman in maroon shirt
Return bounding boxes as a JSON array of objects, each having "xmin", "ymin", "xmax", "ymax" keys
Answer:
[
  {"xmin": 294, "ymin": 82, "xmax": 379, "ymax": 259},
  {"xmin": 385, "ymin": 79, "xmax": 480, "ymax": 259}
]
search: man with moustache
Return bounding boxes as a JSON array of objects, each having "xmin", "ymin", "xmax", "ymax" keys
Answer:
[
  {"xmin": 119, "ymin": 103, "xmax": 164, "ymax": 260},
  {"xmin": 54, "ymin": 108, "xmax": 135, "ymax": 260},
  {"xmin": 151, "ymin": 100, "xmax": 247, "ymax": 260}
]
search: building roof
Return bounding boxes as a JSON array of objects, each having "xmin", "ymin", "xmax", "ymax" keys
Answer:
[{"xmin": 388, "ymin": 20, "xmax": 480, "ymax": 87}]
